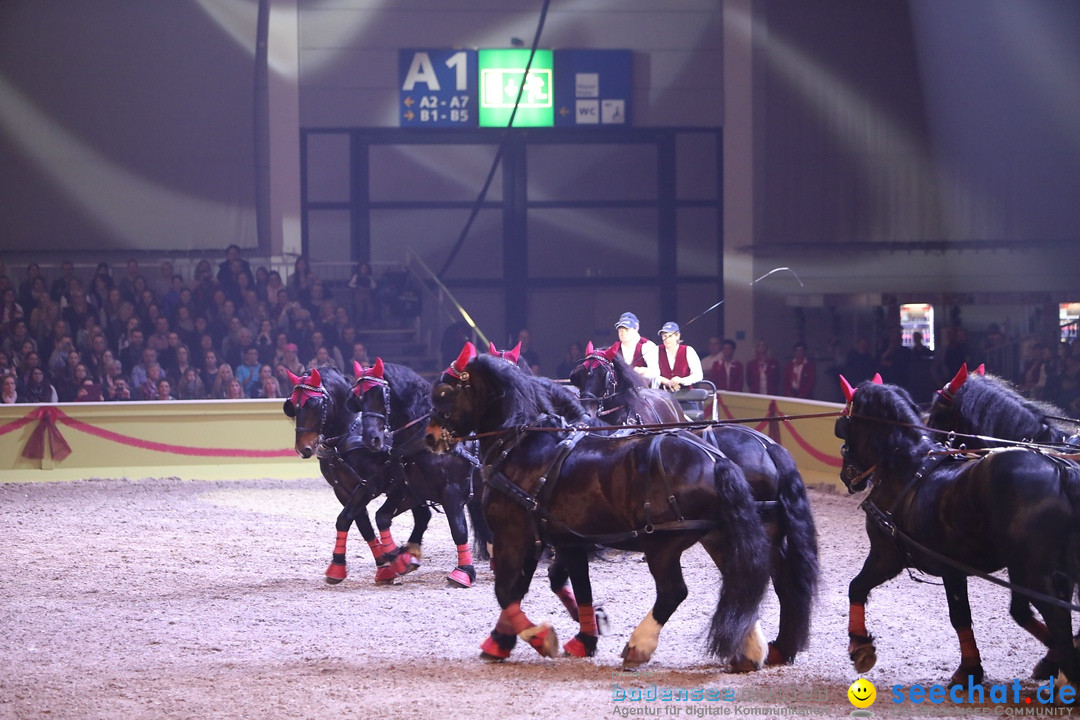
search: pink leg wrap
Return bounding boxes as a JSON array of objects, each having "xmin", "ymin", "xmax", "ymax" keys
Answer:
[
  {"xmin": 379, "ymin": 529, "xmax": 396, "ymax": 553},
  {"xmin": 333, "ymin": 531, "xmax": 347, "ymax": 555},
  {"xmin": 456, "ymin": 544, "xmax": 473, "ymax": 567},
  {"xmin": 367, "ymin": 538, "xmax": 384, "ymax": 561}
]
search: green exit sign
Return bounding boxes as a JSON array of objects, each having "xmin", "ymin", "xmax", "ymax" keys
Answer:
[{"xmin": 478, "ymin": 49, "xmax": 554, "ymax": 127}]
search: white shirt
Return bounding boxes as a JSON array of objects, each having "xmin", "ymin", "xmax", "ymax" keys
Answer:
[{"xmin": 618, "ymin": 332, "xmax": 660, "ymax": 382}]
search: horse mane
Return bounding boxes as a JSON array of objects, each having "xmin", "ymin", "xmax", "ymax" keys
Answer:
[
  {"xmin": 609, "ymin": 351, "xmax": 649, "ymax": 392},
  {"xmin": 313, "ymin": 365, "xmax": 352, "ymax": 408},
  {"xmin": 939, "ymin": 371, "xmax": 1076, "ymax": 444},
  {"xmin": 851, "ymin": 381, "xmax": 927, "ymax": 467},
  {"xmin": 471, "ymin": 354, "xmax": 588, "ymax": 429},
  {"xmin": 380, "ymin": 362, "xmax": 433, "ymax": 429}
]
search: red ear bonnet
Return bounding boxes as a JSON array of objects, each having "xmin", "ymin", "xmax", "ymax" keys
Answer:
[
  {"xmin": 871, "ymin": 373, "xmax": 883, "ymax": 384},
  {"xmin": 602, "ymin": 342, "xmax": 619, "ymax": 362},
  {"xmin": 488, "ymin": 342, "xmax": 498, "ymax": 355},
  {"xmin": 943, "ymin": 363, "xmax": 968, "ymax": 399},
  {"xmin": 974, "ymin": 364, "xmax": 985, "ymax": 376},
  {"xmin": 287, "ymin": 368, "xmax": 302, "ymax": 385},
  {"xmin": 840, "ymin": 375, "xmax": 856, "ymax": 405},
  {"xmin": 585, "ymin": 341, "xmax": 595, "ymax": 355},
  {"xmin": 353, "ymin": 361, "xmax": 364, "ymax": 379},
  {"xmin": 450, "ymin": 341, "xmax": 477, "ymax": 377},
  {"xmin": 370, "ymin": 357, "xmax": 384, "ymax": 379},
  {"xmin": 308, "ymin": 368, "xmax": 322, "ymax": 388}
]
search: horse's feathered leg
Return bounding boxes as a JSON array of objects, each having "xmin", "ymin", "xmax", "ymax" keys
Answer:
[
  {"xmin": 481, "ymin": 500, "xmax": 557, "ymax": 661},
  {"xmin": 556, "ymin": 546, "xmax": 599, "ymax": 658},
  {"xmin": 943, "ymin": 574, "xmax": 984, "ymax": 686},
  {"xmin": 404, "ymin": 504, "xmax": 430, "ymax": 564},
  {"xmin": 848, "ymin": 542, "xmax": 904, "ymax": 674},
  {"xmin": 623, "ymin": 537, "xmax": 695, "ymax": 667},
  {"xmin": 547, "ymin": 554, "xmax": 579, "ymax": 621}
]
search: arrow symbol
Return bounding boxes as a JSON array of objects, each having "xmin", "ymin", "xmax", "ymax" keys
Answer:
[
  {"xmin": 404, "ymin": 97, "xmax": 414, "ymax": 107},
  {"xmin": 404, "ymin": 110, "xmax": 415, "ymax": 121},
  {"xmin": 559, "ymin": 106, "xmax": 569, "ymax": 117}
]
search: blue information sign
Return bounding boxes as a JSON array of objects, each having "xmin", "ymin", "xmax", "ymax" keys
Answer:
[
  {"xmin": 399, "ymin": 49, "xmax": 477, "ymax": 127},
  {"xmin": 553, "ymin": 49, "xmax": 632, "ymax": 126}
]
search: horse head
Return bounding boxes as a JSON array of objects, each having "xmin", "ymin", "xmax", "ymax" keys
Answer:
[
  {"xmin": 283, "ymin": 367, "xmax": 330, "ymax": 459},
  {"xmin": 427, "ymin": 341, "xmax": 478, "ymax": 453},
  {"xmin": 347, "ymin": 358, "xmax": 393, "ymax": 452},
  {"xmin": 568, "ymin": 341, "xmax": 618, "ymax": 419},
  {"xmin": 835, "ymin": 373, "xmax": 884, "ymax": 494}
]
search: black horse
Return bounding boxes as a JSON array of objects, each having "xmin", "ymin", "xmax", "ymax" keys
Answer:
[
  {"xmin": 283, "ymin": 366, "xmax": 431, "ymax": 584},
  {"xmin": 925, "ymin": 362, "xmax": 1080, "ymax": 679},
  {"xmin": 569, "ymin": 341, "xmax": 820, "ymax": 665},
  {"xmin": 836, "ymin": 375, "xmax": 1080, "ymax": 687},
  {"xmin": 570, "ymin": 341, "xmax": 684, "ymax": 424},
  {"xmin": 926, "ymin": 362, "xmax": 1080, "ymax": 450},
  {"xmin": 345, "ymin": 358, "xmax": 491, "ymax": 587},
  {"xmin": 426, "ymin": 343, "xmax": 771, "ymax": 668}
]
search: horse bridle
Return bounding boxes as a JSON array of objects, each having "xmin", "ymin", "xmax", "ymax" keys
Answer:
[
  {"xmin": 288, "ymin": 381, "xmax": 331, "ymax": 437},
  {"xmin": 575, "ymin": 353, "xmax": 620, "ymax": 418},
  {"xmin": 354, "ymin": 375, "xmax": 393, "ymax": 450}
]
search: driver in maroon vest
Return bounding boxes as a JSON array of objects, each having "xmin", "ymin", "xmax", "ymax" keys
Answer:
[
  {"xmin": 656, "ymin": 321, "xmax": 703, "ymax": 392},
  {"xmin": 611, "ymin": 312, "xmax": 660, "ymax": 385}
]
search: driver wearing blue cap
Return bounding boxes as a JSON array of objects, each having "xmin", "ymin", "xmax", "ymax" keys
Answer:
[
  {"xmin": 612, "ymin": 312, "xmax": 660, "ymax": 384},
  {"xmin": 656, "ymin": 321, "xmax": 703, "ymax": 392}
]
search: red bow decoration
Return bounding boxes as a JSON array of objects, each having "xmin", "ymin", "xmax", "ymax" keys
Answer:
[{"xmin": 22, "ymin": 406, "xmax": 72, "ymax": 462}]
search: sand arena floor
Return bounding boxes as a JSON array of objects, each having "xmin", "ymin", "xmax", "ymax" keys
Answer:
[{"xmin": 0, "ymin": 475, "xmax": 1067, "ymax": 720}]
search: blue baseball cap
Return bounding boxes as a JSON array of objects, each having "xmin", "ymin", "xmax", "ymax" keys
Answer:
[
  {"xmin": 658, "ymin": 322, "xmax": 680, "ymax": 336},
  {"xmin": 615, "ymin": 312, "xmax": 640, "ymax": 330}
]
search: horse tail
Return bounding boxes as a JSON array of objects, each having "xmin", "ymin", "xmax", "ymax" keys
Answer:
[
  {"xmin": 767, "ymin": 442, "xmax": 820, "ymax": 657},
  {"xmin": 706, "ymin": 457, "xmax": 771, "ymax": 659}
]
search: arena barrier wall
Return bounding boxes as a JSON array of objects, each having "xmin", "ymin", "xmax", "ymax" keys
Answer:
[
  {"xmin": 0, "ymin": 394, "xmax": 846, "ymax": 489},
  {"xmin": 0, "ymin": 399, "xmax": 315, "ymax": 484}
]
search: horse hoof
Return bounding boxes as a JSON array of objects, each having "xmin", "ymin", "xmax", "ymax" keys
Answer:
[
  {"xmin": 766, "ymin": 642, "xmax": 794, "ymax": 666},
  {"xmin": 1033, "ymin": 653, "xmax": 1058, "ymax": 680},
  {"xmin": 447, "ymin": 565, "xmax": 476, "ymax": 588},
  {"xmin": 325, "ymin": 562, "xmax": 347, "ymax": 584},
  {"xmin": 374, "ymin": 564, "xmax": 398, "ymax": 584},
  {"xmin": 951, "ymin": 666, "xmax": 984, "ymax": 688},
  {"xmin": 563, "ymin": 633, "xmax": 598, "ymax": 658},
  {"xmin": 390, "ymin": 551, "xmax": 417, "ymax": 576},
  {"xmin": 405, "ymin": 542, "xmax": 423, "ymax": 563},
  {"xmin": 520, "ymin": 623, "xmax": 559, "ymax": 658},
  {"xmin": 730, "ymin": 656, "xmax": 762, "ymax": 673},
  {"xmin": 849, "ymin": 643, "xmax": 877, "ymax": 674},
  {"xmin": 480, "ymin": 631, "xmax": 515, "ymax": 661},
  {"xmin": 621, "ymin": 642, "xmax": 652, "ymax": 668}
]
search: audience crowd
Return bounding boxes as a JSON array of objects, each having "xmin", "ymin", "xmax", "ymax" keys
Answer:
[{"xmin": 0, "ymin": 248, "xmax": 378, "ymax": 404}]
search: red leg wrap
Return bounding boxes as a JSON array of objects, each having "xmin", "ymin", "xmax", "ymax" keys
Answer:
[
  {"xmin": 379, "ymin": 529, "xmax": 396, "ymax": 553},
  {"xmin": 957, "ymin": 627, "xmax": 981, "ymax": 665},
  {"xmin": 848, "ymin": 603, "xmax": 867, "ymax": 637},
  {"xmin": 579, "ymin": 604, "xmax": 598, "ymax": 637},
  {"xmin": 333, "ymin": 530, "xmax": 348, "ymax": 555},
  {"xmin": 556, "ymin": 585, "xmax": 579, "ymax": 621},
  {"xmin": 367, "ymin": 538, "xmax": 384, "ymax": 562},
  {"xmin": 502, "ymin": 603, "xmax": 532, "ymax": 635}
]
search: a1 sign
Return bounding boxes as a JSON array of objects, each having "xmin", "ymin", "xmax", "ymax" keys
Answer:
[{"xmin": 399, "ymin": 49, "xmax": 477, "ymax": 127}]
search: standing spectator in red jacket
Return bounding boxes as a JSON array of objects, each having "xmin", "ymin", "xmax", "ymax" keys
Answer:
[
  {"xmin": 783, "ymin": 341, "xmax": 816, "ymax": 399},
  {"xmin": 746, "ymin": 339, "xmax": 781, "ymax": 395},
  {"xmin": 703, "ymin": 338, "xmax": 744, "ymax": 392}
]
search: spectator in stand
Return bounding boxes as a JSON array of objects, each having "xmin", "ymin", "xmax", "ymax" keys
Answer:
[
  {"xmin": 746, "ymin": 339, "xmax": 781, "ymax": 395},
  {"xmin": 152, "ymin": 260, "xmax": 174, "ymax": 301},
  {"xmin": 306, "ymin": 345, "xmax": 340, "ymax": 374},
  {"xmin": 1, "ymin": 287, "xmax": 24, "ymax": 331},
  {"xmin": 217, "ymin": 245, "xmax": 255, "ymax": 303},
  {"xmin": 655, "ymin": 322, "xmax": 703, "ymax": 392},
  {"xmin": 100, "ymin": 359, "xmax": 129, "ymax": 401},
  {"xmin": 57, "ymin": 358, "xmax": 90, "ymax": 402},
  {"xmin": 49, "ymin": 261, "xmax": 78, "ymax": 303},
  {"xmin": 107, "ymin": 375, "xmax": 133, "ymax": 402},
  {"xmin": 209, "ymin": 363, "xmax": 236, "ymax": 399},
  {"xmin": 117, "ymin": 259, "xmax": 141, "ymax": 302},
  {"xmin": 348, "ymin": 262, "xmax": 377, "ymax": 325},
  {"xmin": 308, "ymin": 330, "xmax": 344, "ymax": 372},
  {"xmin": 254, "ymin": 364, "xmax": 282, "ymax": 398},
  {"xmin": 349, "ymin": 342, "xmax": 372, "ymax": 375},
  {"xmin": 73, "ymin": 376, "xmax": 104, "ymax": 403},
  {"xmin": 260, "ymin": 269, "xmax": 284, "ymax": 306},
  {"xmin": 704, "ymin": 338, "xmax": 744, "ymax": 393},
  {"xmin": 166, "ymin": 344, "xmax": 194, "ymax": 386},
  {"xmin": 782, "ymin": 341, "xmax": 817, "ymax": 399},
  {"xmin": 47, "ymin": 335, "xmax": 76, "ymax": 377},
  {"xmin": 176, "ymin": 366, "xmax": 207, "ymax": 400},
  {"xmin": 841, "ymin": 338, "xmax": 877, "ymax": 385},
  {"xmin": 21, "ymin": 366, "xmax": 57, "ymax": 403},
  {"xmin": 130, "ymin": 347, "xmax": 159, "ymax": 395},
  {"xmin": 287, "ymin": 256, "xmax": 314, "ymax": 303},
  {"xmin": 1, "ymin": 374, "xmax": 19, "ymax": 404},
  {"xmin": 876, "ymin": 327, "xmax": 911, "ymax": 390},
  {"xmin": 17, "ymin": 263, "xmax": 42, "ymax": 312},
  {"xmin": 224, "ymin": 378, "xmax": 246, "ymax": 400},
  {"xmin": 555, "ymin": 341, "xmax": 584, "ymax": 380},
  {"xmin": 911, "ymin": 331, "xmax": 933, "ymax": 359},
  {"xmin": 0, "ymin": 349, "xmax": 13, "ymax": 379},
  {"xmin": 153, "ymin": 378, "xmax": 174, "ymax": 401},
  {"xmin": 235, "ymin": 346, "xmax": 262, "ymax": 397},
  {"xmin": 612, "ymin": 312, "xmax": 660, "ymax": 384},
  {"xmin": 146, "ymin": 315, "xmax": 171, "ymax": 355},
  {"xmin": 119, "ymin": 326, "xmax": 146, "ymax": 375},
  {"xmin": 161, "ymin": 274, "xmax": 185, "ymax": 319}
]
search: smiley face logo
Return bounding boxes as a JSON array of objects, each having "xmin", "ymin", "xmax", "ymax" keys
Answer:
[{"xmin": 848, "ymin": 678, "xmax": 877, "ymax": 709}]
